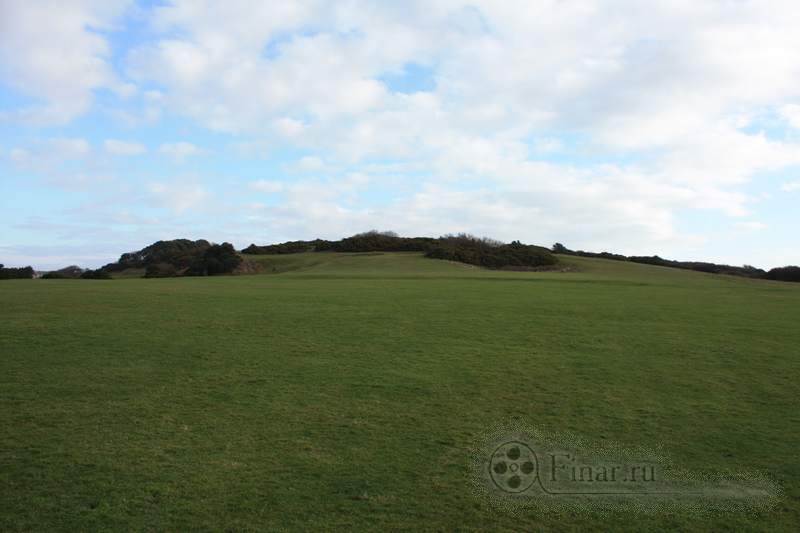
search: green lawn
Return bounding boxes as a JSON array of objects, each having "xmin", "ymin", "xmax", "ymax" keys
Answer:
[{"xmin": 2, "ymin": 253, "xmax": 799, "ymax": 531}]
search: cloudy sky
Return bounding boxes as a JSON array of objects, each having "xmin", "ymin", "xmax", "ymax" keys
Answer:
[{"xmin": 2, "ymin": 0, "xmax": 800, "ymax": 270}]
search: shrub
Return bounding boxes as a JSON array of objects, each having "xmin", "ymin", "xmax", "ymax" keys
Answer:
[
  {"xmin": 427, "ymin": 235, "xmax": 558, "ymax": 269},
  {"xmin": 145, "ymin": 262, "xmax": 179, "ymax": 278},
  {"xmin": 331, "ymin": 231, "xmax": 437, "ymax": 253},
  {"xmin": 80, "ymin": 269, "xmax": 112, "ymax": 280},
  {"xmin": 552, "ymin": 243, "xmax": 572, "ymax": 254},
  {"xmin": 242, "ymin": 239, "xmax": 333, "ymax": 254},
  {"xmin": 185, "ymin": 243, "xmax": 242, "ymax": 276},
  {"xmin": 766, "ymin": 266, "xmax": 800, "ymax": 283},
  {"xmin": 102, "ymin": 239, "xmax": 211, "ymax": 272}
]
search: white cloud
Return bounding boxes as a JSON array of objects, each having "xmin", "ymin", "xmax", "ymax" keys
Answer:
[
  {"xmin": 0, "ymin": 1, "xmax": 132, "ymax": 124},
  {"xmin": 9, "ymin": 148, "xmax": 31, "ymax": 165},
  {"xmin": 149, "ymin": 181, "xmax": 210, "ymax": 214},
  {"xmin": 6, "ymin": 1, "xmax": 800, "ymax": 266},
  {"xmin": 285, "ymin": 155, "xmax": 328, "ymax": 173},
  {"xmin": 250, "ymin": 180, "xmax": 284, "ymax": 193},
  {"xmin": 228, "ymin": 139, "xmax": 271, "ymax": 158},
  {"xmin": 9, "ymin": 138, "xmax": 91, "ymax": 168},
  {"xmin": 5, "ymin": 137, "xmax": 118, "ymax": 190},
  {"xmin": 735, "ymin": 221, "xmax": 768, "ymax": 231},
  {"xmin": 273, "ymin": 118, "xmax": 306, "ymax": 138},
  {"xmin": 124, "ymin": 1, "xmax": 800, "ymax": 213},
  {"xmin": 532, "ymin": 138, "xmax": 564, "ymax": 154},
  {"xmin": 779, "ymin": 104, "xmax": 800, "ymax": 129},
  {"xmin": 781, "ymin": 181, "xmax": 800, "ymax": 192},
  {"xmin": 159, "ymin": 142, "xmax": 205, "ymax": 160},
  {"xmin": 104, "ymin": 139, "xmax": 146, "ymax": 156},
  {"xmin": 48, "ymin": 138, "xmax": 92, "ymax": 159}
]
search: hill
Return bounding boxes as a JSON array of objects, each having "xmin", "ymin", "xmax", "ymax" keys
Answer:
[
  {"xmin": 244, "ymin": 231, "xmax": 559, "ymax": 271},
  {"xmin": 2, "ymin": 253, "xmax": 799, "ymax": 530}
]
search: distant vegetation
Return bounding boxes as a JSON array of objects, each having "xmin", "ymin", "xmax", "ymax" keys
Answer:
[
  {"xmin": 242, "ymin": 232, "xmax": 437, "ymax": 254},
  {"xmin": 242, "ymin": 239, "xmax": 332, "ymax": 255},
  {"xmin": 41, "ymin": 265, "xmax": 85, "ymax": 279},
  {"xmin": 184, "ymin": 243, "xmax": 242, "ymax": 276},
  {"xmin": 552, "ymin": 243, "xmax": 800, "ymax": 282},
  {"xmin": 426, "ymin": 235, "xmax": 558, "ymax": 269},
  {"xmin": 0, "ymin": 264, "xmax": 34, "ymax": 279},
  {"xmin": 332, "ymin": 232, "xmax": 437, "ymax": 253},
  {"xmin": 244, "ymin": 231, "xmax": 800, "ymax": 278},
  {"xmin": 765, "ymin": 265, "xmax": 800, "ymax": 283},
  {"xmin": 80, "ymin": 269, "xmax": 112, "ymax": 280},
  {"xmin": 244, "ymin": 231, "xmax": 559, "ymax": 270},
  {"xmin": 144, "ymin": 262, "xmax": 179, "ymax": 278},
  {"xmin": 104, "ymin": 239, "xmax": 242, "ymax": 278},
  {"xmin": 11, "ymin": 233, "xmax": 800, "ymax": 283},
  {"xmin": 103, "ymin": 239, "xmax": 213, "ymax": 273},
  {"xmin": 27, "ymin": 239, "xmax": 244, "ymax": 280},
  {"xmin": 41, "ymin": 265, "xmax": 113, "ymax": 280}
]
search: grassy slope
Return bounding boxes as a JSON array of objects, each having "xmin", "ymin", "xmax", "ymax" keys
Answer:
[{"xmin": 2, "ymin": 253, "xmax": 799, "ymax": 531}]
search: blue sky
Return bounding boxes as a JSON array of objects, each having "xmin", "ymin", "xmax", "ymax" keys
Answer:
[{"xmin": 2, "ymin": 0, "xmax": 800, "ymax": 270}]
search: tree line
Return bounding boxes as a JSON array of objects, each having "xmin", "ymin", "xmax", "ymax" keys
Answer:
[
  {"xmin": 551, "ymin": 243, "xmax": 800, "ymax": 282},
  {"xmin": 0, "ymin": 264, "xmax": 34, "ymax": 279},
  {"xmin": 244, "ymin": 231, "xmax": 559, "ymax": 269},
  {"xmin": 5, "ymin": 233, "xmax": 799, "ymax": 282}
]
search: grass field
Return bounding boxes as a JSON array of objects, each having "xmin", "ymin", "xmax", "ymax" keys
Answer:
[{"xmin": 2, "ymin": 252, "xmax": 799, "ymax": 531}]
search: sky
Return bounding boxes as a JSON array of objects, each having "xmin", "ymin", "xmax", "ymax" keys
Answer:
[{"xmin": 2, "ymin": 0, "xmax": 800, "ymax": 270}]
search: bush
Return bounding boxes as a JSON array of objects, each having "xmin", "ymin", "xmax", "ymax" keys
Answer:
[
  {"xmin": 330, "ymin": 231, "xmax": 437, "ymax": 253},
  {"xmin": 766, "ymin": 266, "xmax": 800, "ymax": 283},
  {"xmin": 145, "ymin": 262, "xmax": 179, "ymax": 278},
  {"xmin": 552, "ymin": 243, "xmax": 571, "ymax": 254},
  {"xmin": 185, "ymin": 243, "xmax": 242, "ymax": 276},
  {"xmin": 242, "ymin": 239, "xmax": 333, "ymax": 254},
  {"xmin": 102, "ymin": 239, "xmax": 211, "ymax": 272},
  {"xmin": 245, "ymin": 231, "xmax": 437, "ymax": 254},
  {"xmin": 100, "ymin": 239, "xmax": 243, "ymax": 278},
  {"xmin": 330, "ymin": 230, "xmax": 436, "ymax": 253},
  {"xmin": 80, "ymin": 269, "xmax": 112, "ymax": 280},
  {"xmin": 427, "ymin": 235, "xmax": 558, "ymax": 269}
]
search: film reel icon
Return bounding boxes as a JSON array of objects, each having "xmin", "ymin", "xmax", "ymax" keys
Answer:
[{"xmin": 489, "ymin": 441, "xmax": 538, "ymax": 493}]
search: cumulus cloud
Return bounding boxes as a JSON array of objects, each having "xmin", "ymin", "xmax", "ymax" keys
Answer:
[
  {"xmin": 123, "ymin": 1, "xmax": 800, "ymax": 222},
  {"xmin": 159, "ymin": 142, "xmax": 206, "ymax": 160},
  {"xmin": 779, "ymin": 104, "xmax": 800, "ymax": 129},
  {"xmin": 5, "ymin": 1, "xmax": 800, "ymax": 266},
  {"xmin": 104, "ymin": 139, "xmax": 147, "ymax": 156},
  {"xmin": 250, "ymin": 180, "xmax": 285, "ymax": 193},
  {"xmin": 4, "ymin": 137, "xmax": 121, "ymax": 190},
  {"xmin": 149, "ymin": 181, "xmax": 210, "ymax": 214},
  {"xmin": 0, "ymin": 0, "xmax": 133, "ymax": 124},
  {"xmin": 9, "ymin": 138, "xmax": 91, "ymax": 169},
  {"xmin": 735, "ymin": 221, "xmax": 768, "ymax": 231}
]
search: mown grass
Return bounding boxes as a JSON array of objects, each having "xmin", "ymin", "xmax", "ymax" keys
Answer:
[{"xmin": 2, "ymin": 253, "xmax": 799, "ymax": 531}]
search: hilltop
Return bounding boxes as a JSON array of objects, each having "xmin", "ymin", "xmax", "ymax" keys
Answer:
[{"xmin": 5, "ymin": 230, "xmax": 799, "ymax": 283}]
